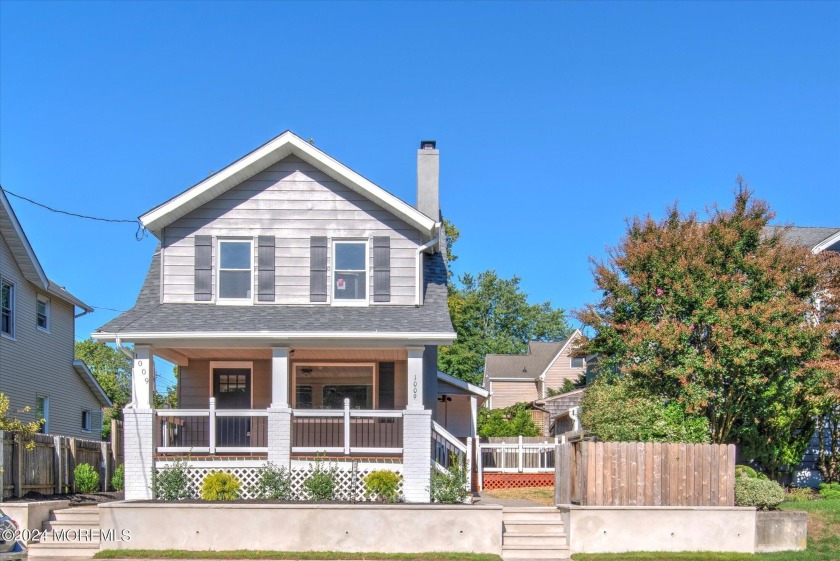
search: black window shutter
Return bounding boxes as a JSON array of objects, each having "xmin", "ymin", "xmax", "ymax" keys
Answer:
[
  {"xmin": 310, "ymin": 236, "xmax": 328, "ymax": 302},
  {"xmin": 373, "ymin": 236, "xmax": 391, "ymax": 302},
  {"xmin": 257, "ymin": 236, "xmax": 276, "ymax": 302},
  {"xmin": 378, "ymin": 362, "xmax": 395, "ymax": 410},
  {"xmin": 194, "ymin": 235, "xmax": 212, "ymax": 301}
]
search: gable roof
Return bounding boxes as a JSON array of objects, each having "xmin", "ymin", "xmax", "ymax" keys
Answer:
[
  {"xmin": 437, "ymin": 370, "xmax": 490, "ymax": 400},
  {"xmin": 140, "ymin": 131, "xmax": 439, "ymax": 239},
  {"xmin": 72, "ymin": 360, "xmax": 113, "ymax": 408},
  {"xmin": 0, "ymin": 188, "xmax": 92, "ymax": 312},
  {"xmin": 763, "ymin": 225, "xmax": 840, "ymax": 254},
  {"xmin": 484, "ymin": 339, "xmax": 570, "ymax": 382},
  {"xmin": 93, "ymin": 246, "xmax": 454, "ymax": 343}
]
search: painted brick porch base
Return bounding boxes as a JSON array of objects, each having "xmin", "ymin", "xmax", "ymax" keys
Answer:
[{"xmin": 483, "ymin": 472, "xmax": 555, "ymax": 490}]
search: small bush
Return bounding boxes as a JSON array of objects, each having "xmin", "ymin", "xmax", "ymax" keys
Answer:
[
  {"xmin": 363, "ymin": 470, "xmax": 402, "ymax": 503},
  {"xmin": 785, "ymin": 487, "xmax": 815, "ymax": 502},
  {"xmin": 735, "ymin": 464, "xmax": 768, "ymax": 480},
  {"xmin": 431, "ymin": 454, "xmax": 468, "ymax": 504},
  {"xmin": 251, "ymin": 462, "xmax": 293, "ymax": 500},
  {"xmin": 74, "ymin": 463, "xmax": 100, "ymax": 493},
  {"xmin": 735, "ymin": 477, "xmax": 785, "ymax": 510},
  {"xmin": 200, "ymin": 472, "xmax": 241, "ymax": 501},
  {"xmin": 303, "ymin": 456, "xmax": 338, "ymax": 501},
  {"xmin": 152, "ymin": 459, "xmax": 192, "ymax": 501},
  {"xmin": 111, "ymin": 464, "xmax": 125, "ymax": 491},
  {"xmin": 818, "ymin": 482, "xmax": 840, "ymax": 500}
]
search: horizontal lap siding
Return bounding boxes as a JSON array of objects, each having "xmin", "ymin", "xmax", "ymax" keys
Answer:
[
  {"xmin": 162, "ymin": 157, "xmax": 422, "ymax": 305},
  {"xmin": 179, "ymin": 359, "xmax": 271, "ymax": 409},
  {"xmin": 490, "ymin": 381, "xmax": 539, "ymax": 409},
  {"xmin": 0, "ymin": 236, "xmax": 103, "ymax": 440},
  {"xmin": 543, "ymin": 345, "xmax": 586, "ymax": 393}
]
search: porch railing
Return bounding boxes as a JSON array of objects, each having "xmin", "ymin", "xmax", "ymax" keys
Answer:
[
  {"xmin": 291, "ymin": 398, "xmax": 403, "ymax": 455},
  {"xmin": 431, "ymin": 421, "xmax": 473, "ymax": 492},
  {"xmin": 156, "ymin": 397, "xmax": 268, "ymax": 454}
]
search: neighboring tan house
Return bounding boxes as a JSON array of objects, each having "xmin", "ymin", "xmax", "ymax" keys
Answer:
[
  {"xmin": 0, "ymin": 189, "xmax": 112, "ymax": 440},
  {"xmin": 483, "ymin": 330, "xmax": 586, "ymax": 411},
  {"xmin": 92, "ymin": 132, "xmax": 461, "ymax": 502}
]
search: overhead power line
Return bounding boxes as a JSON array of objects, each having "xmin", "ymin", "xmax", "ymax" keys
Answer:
[{"xmin": 0, "ymin": 185, "xmax": 147, "ymax": 241}]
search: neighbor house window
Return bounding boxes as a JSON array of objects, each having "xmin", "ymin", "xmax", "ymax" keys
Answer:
[
  {"xmin": 1, "ymin": 279, "xmax": 13, "ymax": 337},
  {"xmin": 81, "ymin": 409, "xmax": 92, "ymax": 431},
  {"xmin": 333, "ymin": 240, "xmax": 368, "ymax": 303},
  {"xmin": 36, "ymin": 295, "xmax": 50, "ymax": 332},
  {"xmin": 36, "ymin": 396, "xmax": 49, "ymax": 433},
  {"xmin": 218, "ymin": 239, "xmax": 253, "ymax": 301},
  {"xmin": 571, "ymin": 357, "xmax": 585, "ymax": 368}
]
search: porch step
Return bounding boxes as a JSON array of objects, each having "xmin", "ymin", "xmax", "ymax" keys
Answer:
[
  {"xmin": 29, "ymin": 506, "xmax": 101, "ymax": 558},
  {"xmin": 27, "ymin": 542, "xmax": 100, "ymax": 558},
  {"xmin": 502, "ymin": 506, "xmax": 570, "ymax": 561}
]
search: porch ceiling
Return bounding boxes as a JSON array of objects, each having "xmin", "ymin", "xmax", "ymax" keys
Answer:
[{"xmin": 160, "ymin": 347, "xmax": 408, "ymax": 362}]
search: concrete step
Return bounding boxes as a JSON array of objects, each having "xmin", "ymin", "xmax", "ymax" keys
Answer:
[
  {"xmin": 504, "ymin": 519, "xmax": 566, "ymax": 534},
  {"xmin": 502, "ymin": 507, "xmax": 564, "ymax": 522},
  {"xmin": 50, "ymin": 507, "xmax": 99, "ymax": 524},
  {"xmin": 502, "ymin": 544, "xmax": 572, "ymax": 560},
  {"xmin": 503, "ymin": 532, "xmax": 567, "ymax": 547},
  {"xmin": 27, "ymin": 541, "xmax": 100, "ymax": 558}
]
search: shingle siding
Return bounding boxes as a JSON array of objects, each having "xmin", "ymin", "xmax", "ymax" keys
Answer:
[{"xmin": 0, "ymin": 234, "xmax": 103, "ymax": 440}]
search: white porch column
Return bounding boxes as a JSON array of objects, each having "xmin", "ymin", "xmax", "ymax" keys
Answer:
[
  {"xmin": 268, "ymin": 346, "xmax": 292, "ymax": 469},
  {"xmin": 406, "ymin": 346, "xmax": 425, "ymax": 411},
  {"xmin": 131, "ymin": 345, "xmax": 155, "ymax": 409},
  {"xmin": 470, "ymin": 395, "xmax": 478, "ymax": 438}
]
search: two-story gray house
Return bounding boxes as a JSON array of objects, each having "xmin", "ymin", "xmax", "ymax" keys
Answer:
[
  {"xmin": 0, "ymin": 189, "xmax": 111, "ymax": 440},
  {"xmin": 93, "ymin": 132, "xmax": 461, "ymax": 501}
]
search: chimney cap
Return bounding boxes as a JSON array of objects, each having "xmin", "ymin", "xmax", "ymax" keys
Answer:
[{"xmin": 420, "ymin": 140, "xmax": 437, "ymax": 150}]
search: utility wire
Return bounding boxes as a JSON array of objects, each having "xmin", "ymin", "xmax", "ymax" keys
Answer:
[{"xmin": 0, "ymin": 185, "xmax": 147, "ymax": 240}]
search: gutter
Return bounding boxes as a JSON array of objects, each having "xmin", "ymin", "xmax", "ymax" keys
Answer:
[{"xmin": 415, "ymin": 225, "xmax": 441, "ymax": 307}]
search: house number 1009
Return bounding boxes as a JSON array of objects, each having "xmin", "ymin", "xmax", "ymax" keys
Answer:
[{"xmin": 412, "ymin": 375, "xmax": 418, "ymax": 399}]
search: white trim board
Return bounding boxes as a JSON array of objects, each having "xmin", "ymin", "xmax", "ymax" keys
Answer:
[{"xmin": 140, "ymin": 131, "xmax": 438, "ymax": 239}]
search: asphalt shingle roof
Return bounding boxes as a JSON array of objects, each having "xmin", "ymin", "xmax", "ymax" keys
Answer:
[
  {"xmin": 95, "ymin": 248, "xmax": 454, "ymax": 335},
  {"xmin": 484, "ymin": 339, "xmax": 569, "ymax": 381},
  {"xmin": 763, "ymin": 225, "xmax": 840, "ymax": 251}
]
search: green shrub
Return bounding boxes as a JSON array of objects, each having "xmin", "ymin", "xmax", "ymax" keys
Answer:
[
  {"xmin": 74, "ymin": 463, "xmax": 100, "ymax": 493},
  {"xmin": 152, "ymin": 459, "xmax": 192, "ymax": 501},
  {"xmin": 431, "ymin": 454, "xmax": 468, "ymax": 504},
  {"xmin": 735, "ymin": 477, "xmax": 785, "ymax": 510},
  {"xmin": 818, "ymin": 482, "xmax": 840, "ymax": 500},
  {"xmin": 785, "ymin": 487, "xmax": 815, "ymax": 502},
  {"xmin": 303, "ymin": 456, "xmax": 338, "ymax": 501},
  {"xmin": 735, "ymin": 464, "xmax": 769, "ymax": 480},
  {"xmin": 111, "ymin": 464, "xmax": 125, "ymax": 491},
  {"xmin": 251, "ymin": 462, "xmax": 293, "ymax": 500},
  {"xmin": 200, "ymin": 472, "xmax": 241, "ymax": 501},
  {"xmin": 477, "ymin": 402, "xmax": 541, "ymax": 438},
  {"xmin": 363, "ymin": 470, "xmax": 402, "ymax": 503}
]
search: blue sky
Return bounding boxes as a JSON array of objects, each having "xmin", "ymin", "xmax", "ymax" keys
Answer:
[{"xmin": 1, "ymin": 1, "xmax": 838, "ymax": 387}]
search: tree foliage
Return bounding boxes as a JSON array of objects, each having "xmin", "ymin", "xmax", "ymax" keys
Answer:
[
  {"xmin": 477, "ymin": 402, "xmax": 541, "ymax": 438},
  {"xmin": 75, "ymin": 339, "xmax": 132, "ymax": 409},
  {"xmin": 440, "ymin": 271, "xmax": 571, "ymax": 385},
  {"xmin": 0, "ymin": 393, "xmax": 43, "ymax": 449},
  {"xmin": 576, "ymin": 183, "xmax": 840, "ymax": 478},
  {"xmin": 579, "ymin": 377, "xmax": 710, "ymax": 443}
]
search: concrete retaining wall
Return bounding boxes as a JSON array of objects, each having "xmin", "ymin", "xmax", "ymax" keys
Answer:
[
  {"xmin": 756, "ymin": 511, "xmax": 807, "ymax": 552},
  {"xmin": 1, "ymin": 500, "xmax": 70, "ymax": 543},
  {"xmin": 99, "ymin": 502, "xmax": 503, "ymax": 554},
  {"xmin": 558, "ymin": 505, "xmax": 757, "ymax": 553}
]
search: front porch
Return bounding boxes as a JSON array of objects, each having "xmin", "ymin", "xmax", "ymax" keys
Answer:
[{"xmin": 124, "ymin": 343, "xmax": 455, "ymax": 502}]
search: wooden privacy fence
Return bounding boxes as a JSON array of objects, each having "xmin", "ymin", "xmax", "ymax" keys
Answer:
[
  {"xmin": 0, "ymin": 430, "xmax": 120, "ymax": 499},
  {"xmin": 556, "ymin": 441, "xmax": 736, "ymax": 506}
]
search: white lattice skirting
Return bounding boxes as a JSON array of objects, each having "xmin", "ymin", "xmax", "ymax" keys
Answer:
[{"xmin": 154, "ymin": 459, "xmax": 404, "ymax": 501}]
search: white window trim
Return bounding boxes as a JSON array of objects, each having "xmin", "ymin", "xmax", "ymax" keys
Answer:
[
  {"xmin": 215, "ymin": 238, "xmax": 255, "ymax": 305},
  {"xmin": 571, "ymin": 357, "xmax": 586, "ymax": 368},
  {"xmin": 331, "ymin": 239, "xmax": 370, "ymax": 307},
  {"xmin": 81, "ymin": 409, "xmax": 92, "ymax": 432},
  {"xmin": 1, "ymin": 278, "xmax": 15, "ymax": 340},
  {"xmin": 36, "ymin": 294, "xmax": 50, "ymax": 333},
  {"xmin": 37, "ymin": 395, "xmax": 50, "ymax": 434}
]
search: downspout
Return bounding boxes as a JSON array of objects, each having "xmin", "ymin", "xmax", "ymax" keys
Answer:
[
  {"xmin": 569, "ymin": 406, "xmax": 581, "ymax": 432},
  {"xmin": 115, "ymin": 336, "xmax": 133, "ymax": 359},
  {"xmin": 414, "ymin": 226, "xmax": 441, "ymax": 307}
]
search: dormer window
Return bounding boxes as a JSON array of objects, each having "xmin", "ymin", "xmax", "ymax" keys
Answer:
[
  {"xmin": 217, "ymin": 239, "xmax": 253, "ymax": 302},
  {"xmin": 333, "ymin": 240, "xmax": 368, "ymax": 304}
]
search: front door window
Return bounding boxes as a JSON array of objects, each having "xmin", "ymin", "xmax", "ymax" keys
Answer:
[{"xmin": 213, "ymin": 368, "xmax": 251, "ymax": 446}]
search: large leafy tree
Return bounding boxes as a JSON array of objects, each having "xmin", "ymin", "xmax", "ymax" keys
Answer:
[{"xmin": 577, "ymin": 184, "xmax": 839, "ymax": 478}]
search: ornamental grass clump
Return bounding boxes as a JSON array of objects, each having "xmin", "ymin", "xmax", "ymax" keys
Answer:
[
  {"xmin": 734, "ymin": 477, "xmax": 785, "ymax": 510},
  {"xmin": 200, "ymin": 471, "xmax": 241, "ymax": 501},
  {"xmin": 363, "ymin": 470, "xmax": 402, "ymax": 503},
  {"xmin": 74, "ymin": 463, "xmax": 100, "ymax": 493}
]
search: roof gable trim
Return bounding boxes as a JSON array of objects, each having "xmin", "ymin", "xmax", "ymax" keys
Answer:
[
  {"xmin": 813, "ymin": 229, "xmax": 840, "ymax": 254},
  {"xmin": 537, "ymin": 329, "xmax": 583, "ymax": 381},
  {"xmin": 0, "ymin": 189, "xmax": 48, "ymax": 288}
]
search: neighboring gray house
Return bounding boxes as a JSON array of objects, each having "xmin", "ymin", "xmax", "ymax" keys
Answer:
[
  {"xmin": 92, "ymin": 132, "xmax": 462, "ymax": 501},
  {"xmin": 0, "ymin": 189, "xmax": 111, "ymax": 440}
]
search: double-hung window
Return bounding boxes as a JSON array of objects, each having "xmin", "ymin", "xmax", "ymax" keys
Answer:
[
  {"xmin": 1, "ymin": 279, "xmax": 13, "ymax": 337},
  {"xmin": 81, "ymin": 409, "xmax": 92, "ymax": 432},
  {"xmin": 217, "ymin": 240, "xmax": 253, "ymax": 302},
  {"xmin": 36, "ymin": 295, "xmax": 50, "ymax": 332},
  {"xmin": 333, "ymin": 240, "xmax": 368, "ymax": 303}
]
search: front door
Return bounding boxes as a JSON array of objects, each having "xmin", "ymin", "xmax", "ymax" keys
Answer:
[{"xmin": 213, "ymin": 368, "xmax": 251, "ymax": 447}]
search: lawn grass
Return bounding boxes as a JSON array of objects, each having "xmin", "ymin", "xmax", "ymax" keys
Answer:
[
  {"xmin": 571, "ymin": 499, "xmax": 840, "ymax": 561},
  {"xmin": 481, "ymin": 485, "xmax": 555, "ymax": 506},
  {"xmin": 95, "ymin": 550, "xmax": 502, "ymax": 561}
]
